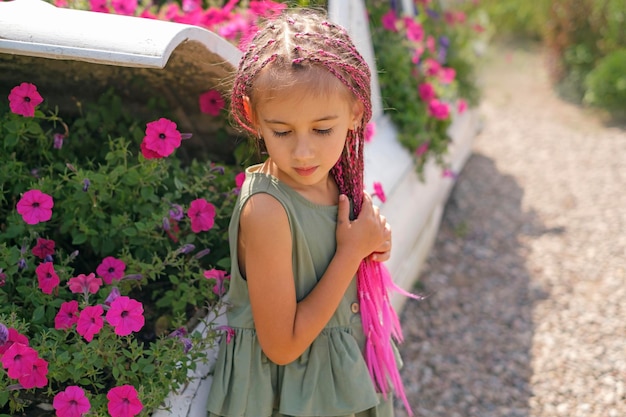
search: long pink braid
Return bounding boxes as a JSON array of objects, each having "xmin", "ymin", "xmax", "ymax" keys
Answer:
[{"xmin": 230, "ymin": 10, "xmax": 422, "ymax": 415}]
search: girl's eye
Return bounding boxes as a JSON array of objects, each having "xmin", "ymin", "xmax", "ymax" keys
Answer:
[
  {"xmin": 315, "ymin": 128, "xmax": 333, "ymax": 136},
  {"xmin": 272, "ymin": 131, "xmax": 290, "ymax": 137}
]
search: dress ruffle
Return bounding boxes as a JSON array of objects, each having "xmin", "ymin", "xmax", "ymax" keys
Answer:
[{"xmin": 207, "ymin": 326, "xmax": 381, "ymax": 417}]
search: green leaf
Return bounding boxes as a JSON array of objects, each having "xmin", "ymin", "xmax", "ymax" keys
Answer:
[
  {"xmin": 3, "ymin": 133, "xmax": 19, "ymax": 149},
  {"xmin": 122, "ymin": 227, "xmax": 137, "ymax": 237},
  {"xmin": 140, "ymin": 185, "xmax": 155, "ymax": 200},
  {"xmin": 0, "ymin": 390, "xmax": 9, "ymax": 407},
  {"xmin": 72, "ymin": 232, "xmax": 88, "ymax": 245},
  {"xmin": 32, "ymin": 305, "xmax": 45, "ymax": 324}
]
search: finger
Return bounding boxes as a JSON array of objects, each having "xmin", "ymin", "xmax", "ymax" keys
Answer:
[
  {"xmin": 371, "ymin": 250, "xmax": 390, "ymax": 263},
  {"xmin": 337, "ymin": 194, "xmax": 351, "ymax": 226}
]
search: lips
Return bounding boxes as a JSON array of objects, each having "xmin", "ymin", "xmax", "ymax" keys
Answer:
[{"xmin": 294, "ymin": 166, "xmax": 317, "ymax": 176}]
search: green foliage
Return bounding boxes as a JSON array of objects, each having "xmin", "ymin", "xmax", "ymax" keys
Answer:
[
  {"xmin": 584, "ymin": 49, "xmax": 626, "ymax": 116},
  {"xmin": 478, "ymin": 0, "xmax": 551, "ymax": 40},
  {"xmin": 0, "ymin": 84, "xmax": 238, "ymax": 415}
]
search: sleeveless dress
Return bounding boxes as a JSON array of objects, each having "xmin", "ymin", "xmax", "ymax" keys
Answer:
[{"xmin": 206, "ymin": 165, "xmax": 395, "ymax": 417}]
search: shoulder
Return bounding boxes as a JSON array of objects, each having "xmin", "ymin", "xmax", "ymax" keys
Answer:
[{"xmin": 239, "ymin": 192, "xmax": 290, "ymax": 237}]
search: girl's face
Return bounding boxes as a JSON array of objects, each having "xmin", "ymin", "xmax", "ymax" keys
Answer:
[{"xmin": 253, "ymin": 84, "xmax": 362, "ymax": 197}]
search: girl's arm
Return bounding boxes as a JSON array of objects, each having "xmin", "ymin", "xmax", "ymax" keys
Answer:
[{"xmin": 240, "ymin": 192, "xmax": 389, "ymax": 365}]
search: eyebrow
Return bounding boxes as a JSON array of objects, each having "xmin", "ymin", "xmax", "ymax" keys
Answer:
[{"xmin": 263, "ymin": 115, "xmax": 339, "ymax": 124}]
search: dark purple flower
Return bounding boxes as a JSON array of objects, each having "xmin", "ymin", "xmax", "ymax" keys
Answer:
[
  {"xmin": 0, "ymin": 323, "xmax": 8, "ymax": 346},
  {"xmin": 0, "ymin": 269, "xmax": 6, "ymax": 287},
  {"xmin": 193, "ymin": 248, "xmax": 211, "ymax": 259},
  {"xmin": 169, "ymin": 204, "xmax": 184, "ymax": 221},
  {"xmin": 104, "ymin": 287, "xmax": 121, "ymax": 306},
  {"xmin": 162, "ymin": 217, "xmax": 171, "ymax": 231},
  {"xmin": 82, "ymin": 179, "xmax": 90, "ymax": 192},
  {"xmin": 175, "ymin": 244, "xmax": 195, "ymax": 255},
  {"xmin": 18, "ymin": 258, "xmax": 27, "ymax": 270},
  {"xmin": 53, "ymin": 133, "xmax": 65, "ymax": 149}
]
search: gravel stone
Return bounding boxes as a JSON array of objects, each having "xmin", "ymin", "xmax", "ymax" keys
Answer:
[{"xmin": 393, "ymin": 42, "xmax": 626, "ymax": 417}]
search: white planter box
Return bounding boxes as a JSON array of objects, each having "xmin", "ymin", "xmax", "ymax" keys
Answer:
[{"xmin": 0, "ymin": 0, "xmax": 479, "ymax": 415}]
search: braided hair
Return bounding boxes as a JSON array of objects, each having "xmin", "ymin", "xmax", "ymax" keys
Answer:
[
  {"xmin": 230, "ymin": 9, "xmax": 415, "ymax": 415},
  {"xmin": 231, "ymin": 9, "xmax": 372, "ymax": 217}
]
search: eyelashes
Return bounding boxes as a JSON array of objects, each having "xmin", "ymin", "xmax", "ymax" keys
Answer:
[{"xmin": 271, "ymin": 128, "xmax": 334, "ymax": 138}]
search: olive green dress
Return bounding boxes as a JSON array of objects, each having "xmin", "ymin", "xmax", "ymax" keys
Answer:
[{"xmin": 207, "ymin": 165, "xmax": 395, "ymax": 417}]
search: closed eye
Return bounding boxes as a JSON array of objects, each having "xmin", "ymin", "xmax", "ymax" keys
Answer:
[
  {"xmin": 272, "ymin": 131, "xmax": 291, "ymax": 137},
  {"xmin": 315, "ymin": 128, "xmax": 334, "ymax": 136}
]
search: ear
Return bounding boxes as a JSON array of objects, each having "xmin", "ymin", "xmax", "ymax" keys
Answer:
[{"xmin": 350, "ymin": 101, "xmax": 365, "ymax": 130}]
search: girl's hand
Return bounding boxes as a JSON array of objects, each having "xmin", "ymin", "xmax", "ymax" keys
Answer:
[
  {"xmin": 336, "ymin": 192, "xmax": 389, "ymax": 263},
  {"xmin": 370, "ymin": 220, "xmax": 392, "ymax": 262}
]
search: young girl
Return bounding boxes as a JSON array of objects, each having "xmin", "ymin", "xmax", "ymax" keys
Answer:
[{"xmin": 207, "ymin": 9, "xmax": 414, "ymax": 417}]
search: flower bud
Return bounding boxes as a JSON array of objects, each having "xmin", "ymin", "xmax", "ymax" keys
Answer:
[
  {"xmin": 0, "ymin": 322, "xmax": 8, "ymax": 346},
  {"xmin": 175, "ymin": 243, "xmax": 196, "ymax": 255},
  {"xmin": 53, "ymin": 133, "xmax": 65, "ymax": 149},
  {"xmin": 162, "ymin": 217, "xmax": 171, "ymax": 231},
  {"xmin": 193, "ymin": 248, "xmax": 211, "ymax": 259}
]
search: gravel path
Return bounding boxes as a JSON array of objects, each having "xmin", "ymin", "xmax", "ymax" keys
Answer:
[{"xmin": 394, "ymin": 42, "xmax": 626, "ymax": 417}]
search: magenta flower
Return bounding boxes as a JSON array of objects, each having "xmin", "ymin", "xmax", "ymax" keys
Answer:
[
  {"xmin": 423, "ymin": 58, "xmax": 441, "ymax": 77},
  {"xmin": 8, "ymin": 82, "xmax": 44, "ymax": 117},
  {"xmin": 76, "ymin": 305, "xmax": 104, "ymax": 342},
  {"xmin": 141, "ymin": 118, "xmax": 182, "ymax": 158},
  {"xmin": 216, "ymin": 325, "xmax": 235, "ymax": 344},
  {"xmin": 427, "ymin": 99, "xmax": 450, "ymax": 120},
  {"xmin": 107, "ymin": 385, "xmax": 143, "ymax": 417},
  {"xmin": 53, "ymin": 386, "xmax": 91, "ymax": 417},
  {"xmin": 439, "ymin": 67, "xmax": 456, "ymax": 84},
  {"xmin": 457, "ymin": 98, "xmax": 468, "ymax": 114},
  {"xmin": 199, "ymin": 89, "xmax": 225, "ymax": 117},
  {"xmin": 111, "ymin": 0, "xmax": 137, "ymax": 15},
  {"xmin": 204, "ymin": 269, "xmax": 230, "ymax": 296},
  {"xmin": 0, "ymin": 328, "xmax": 29, "ymax": 355},
  {"xmin": 96, "ymin": 256, "xmax": 126, "ymax": 285},
  {"xmin": 187, "ymin": 198, "xmax": 216, "ymax": 233},
  {"xmin": 248, "ymin": 0, "xmax": 287, "ymax": 18},
  {"xmin": 16, "ymin": 189, "xmax": 54, "ymax": 225},
  {"xmin": 36, "ymin": 262, "xmax": 60, "ymax": 295},
  {"xmin": 89, "ymin": 0, "xmax": 109, "ymax": 13},
  {"xmin": 18, "ymin": 357, "xmax": 48, "ymax": 389},
  {"xmin": 68, "ymin": 273, "xmax": 102, "ymax": 295},
  {"xmin": 1, "ymin": 342, "xmax": 38, "ymax": 379},
  {"xmin": 372, "ymin": 182, "xmax": 387, "ymax": 203},
  {"xmin": 104, "ymin": 287, "xmax": 121, "ymax": 306},
  {"xmin": 32, "ymin": 237, "xmax": 55, "ymax": 259},
  {"xmin": 235, "ymin": 172, "xmax": 246, "ymax": 190},
  {"xmin": 381, "ymin": 9, "xmax": 397, "ymax": 32},
  {"xmin": 404, "ymin": 17, "xmax": 424, "ymax": 43},
  {"xmin": 53, "ymin": 133, "xmax": 65, "ymax": 149},
  {"xmin": 418, "ymin": 82, "xmax": 436, "ymax": 102},
  {"xmin": 415, "ymin": 141, "xmax": 430, "ymax": 157},
  {"xmin": 106, "ymin": 296, "xmax": 144, "ymax": 336},
  {"xmin": 0, "ymin": 323, "xmax": 8, "ymax": 346},
  {"xmin": 364, "ymin": 121, "xmax": 376, "ymax": 143},
  {"xmin": 54, "ymin": 300, "xmax": 80, "ymax": 330},
  {"xmin": 140, "ymin": 140, "xmax": 162, "ymax": 160}
]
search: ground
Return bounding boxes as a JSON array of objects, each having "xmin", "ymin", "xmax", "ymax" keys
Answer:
[{"xmin": 394, "ymin": 40, "xmax": 626, "ymax": 417}]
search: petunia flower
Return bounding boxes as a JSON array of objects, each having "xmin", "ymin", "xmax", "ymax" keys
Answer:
[
  {"xmin": 0, "ymin": 323, "xmax": 8, "ymax": 346},
  {"xmin": 0, "ymin": 328, "xmax": 29, "ymax": 355},
  {"xmin": 381, "ymin": 9, "xmax": 398, "ymax": 32},
  {"xmin": 423, "ymin": 57, "xmax": 441, "ymax": 77},
  {"xmin": 187, "ymin": 198, "xmax": 216, "ymax": 233},
  {"xmin": 1, "ymin": 342, "xmax": 38, "ymax": 379},
  {"xmin": 32, "ymin": 237, "xmax": 55, "ymax": 259},
  {"xmin": 404, "ymin": 17, "xmax": 424, "ymax": 43},
  {"xmin": 107, "ymin": 385, "xmax": 143, "ymax": 417},
  {"xmin": 76, "ymin": 305, "xmax": 104, "ymax": 342},
  {"xmin": 198, "ymin": 89, "xmax": 225, "ymax": 117},
  {"xmin": 169, "ymin": 203, "xmax": 184, "ymax": 221},
  {"xmin": 364, "ymin": 122, "xmax": 376, "ymax": 143},
  {"xmin": 8, "ymin": 82, "xmax": 44, "ymax": 117},
  {"xmin": 53, "ymin": 386, "xmax": 91, "ymax": 417},
  {"xmin": 18, "ymin": 357, "xmax": 48, "ymax": 389},
  {"xmin": 68, "ymin": 273, "xmax": 102, "ymax": 295},
  {"xmin": 248, "ymin": 0, "xmax": 287, "ymax": 18},
  {"xmin": 235, "ymin": 172, "xmax": 246, "ymax": 190},
  {"xmin": 111, "ymin": 0, "xmax": 137, "ymax": 15},
  {"xmin": 427, "ymin": 99, "xmax": 450, "ymax": 120},
  {"xmin": 54, "ymin": 300, "xmax": 80, "ymax": 330},
  {"xmin": 415, "ymin": 141, "xmax": 430, "ymax": 157},
  {"xmin": 372, "ymin": 182, "xmax": 387, "ymax": 203},
  {"xmin": 439, "ymin": 67, "xmax": 456, "ymax": 84},
  {"xmin": 216, "ymin": 325, "xmax": 236, "ymax": 344},
  {"xmin": 35, "ymin": 262, "xmax": 60, "ymax": 295},
  {"xmin": 16, "ymin": 189, "xmax": 54, "ymax": 225},
  {"xmin": 106, "ymin": 296, "xmax": 144, "ymax": 336},
  {"xmin": 457, "ymin": 98, "xmax": 468, "ymax": 114},
  {"xmin": 89, "ymin": 0, "xmax": 109, "ymax": 13},
  {"xmin": 141, "ymin": 118, "xmax": 182, "ymax": 158},
  {"xmin": 418, "ymin": 82, "xmax": 436, "ymax": 102},
  {"xmin": 53, "ymin": 133, "xmax": 65, "ymax": 149},
  {"xmin": 140, "ymin": 140, "xmax": 162, "ymax": 160},
  {"xmin": 104, "ymin": 287, "xmax": 121, "ymax": 306},
  {"xmin": 204, "ymin": 269, "xmax": 230, "ymax": 296},
  {"xmin": 96, "ymin": 256, "xmax": 126, "ymax": 285}
]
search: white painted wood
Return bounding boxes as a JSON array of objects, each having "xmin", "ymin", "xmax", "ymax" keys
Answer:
[{"xmin": 0, "ymin": 0, "xmax": 240, "ymax": 68}]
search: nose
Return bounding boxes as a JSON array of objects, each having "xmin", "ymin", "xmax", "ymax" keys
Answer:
[{"xmin": 292, "ymin": 134, "xmax": 314, "ymax": 161}]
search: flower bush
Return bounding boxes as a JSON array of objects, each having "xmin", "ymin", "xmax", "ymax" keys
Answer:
[
  {"xmin": 0, "ymin": 81, "xmax": 240, "ymax": 416},
  {"xmin": 366, "ymin": 0, "xmax": 488, "ymax": 176}
]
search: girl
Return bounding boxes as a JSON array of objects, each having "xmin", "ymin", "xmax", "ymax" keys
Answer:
[{"xmin": 207, "ymin": 9, "xmax": 414, "ymax": 417}]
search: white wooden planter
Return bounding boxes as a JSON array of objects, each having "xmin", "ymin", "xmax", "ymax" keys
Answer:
[{"xmin": 0, "ymin": 0, "xmax": 479, "ymax": 415}]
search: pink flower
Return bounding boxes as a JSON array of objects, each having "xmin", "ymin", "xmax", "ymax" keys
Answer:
[
  {"xmin": 404, "ymin": 18, "xmax": 424, "ymax": 43},
  {"xmin": 76, "ymin": 305, "xmax": 104, "ymax": 342},
  {"xmin": 204, "ymin": 269, "xmax": 230, "ymax": 296},
  {"xmin": 364, "ymin": 122, "xmax": 376, "ymax": 143},
  {"xmin": 188, "ymin": 198, "xmax": 216, "ymax": 233},
  {"xmin": 141, "ymin": 118, "xmax": 182, "ymax": 158},
  {"xmin": 53, "ymin": 133, "xmax": 65, "ymax": 149},
  {"xmin": 139, "ymin": 140, "xmax": 162, "ymax": 160},
  {"xmin": 248, "ymin": 0, "xmax": 287, "ymax": 18},
  {"xmin": 104, "ymin": 287, "xmax": 121, "ymax": 306},
  {"xmin": 415, "ymin": 141, "xmax": 430, "ymax": 157},
  {"xmin": 107, "ymin": 385, "xmax": 143, "ymax": 417},
  {"xmin": 106, "ymin": 296, "xmax": 144, "ymax": 336},
  {"xmin": 442, "ymin": 168, "xmax": 457, "ymax": 179},
  {"xmin": 235, "ymin": 172, "xmax": 246, "ymax": 189},
  {"xmin": 428, "ymin": 99, "xmax": 450, "ymax": 120},
  {"xmin": 381, "ymin": 9, "xmax": 397, "ymax": 32},
  {"xmin": 55, "ymin": 300, "xmax": 80, "ymax": 330},
  {"xmin": 199, "ymin": 89, "xmax": 225, "ymax": 117},
  {"xmin": 32, "ymin": 238, "xmax": 55, "ymax": 259},
  {"xmin": 423, "ymin": 58, "xmax": 441, "ymax": 77},
  {"xmin": 68, "ymin": 273, "xmax": 102, "ymax": 295},
  {"xmin": 18, "ymin": 357, "xmax": 48, "ymax": 389},
  {"xmin": 439, "ymin": 67, "xmax": 456, "ymax": 84},
  {"xmin": 216, "ymin": 325, "xmax": 235, "ymax": 344},
  {"xmin": 457, "ymin": 98, "xmax": 468, "ymax": 114},
  {"xmin": 111, "ymin": 0, "xmax": 137, "ymax": 15},
  {"xmin": 96, "ymin": 256, "xmax": 126, "ymax": 284},
  {"xmin": 426, "ymin": 35, "xmax": 436, "ymax": 54},
  {"xmin": 372, "ymin": 182, "xmax": 387, "ymax": 203},
  {"xmin": 0, "ymin": 323, "xmax": 8, "ymax": 346},
  {"xmin": 418, "ymin": 83, "xmax": 436, "ymax": 102},
  {"xmin": 36, "ymin": 262, "xmax": 60, "ymax": 295},
  {"xmin": 89, "ymin": 0, "xmax": 109, "ymax": 13},
  {"xmin": 53, "ymin": 386, "xmax": 91, "ymax": 417},
  {"xmin": 0, "ymin": 328, "xmax": 29, "ymax": 355},
  {"xmin": 1, "ymin": 342, "xmax": 38, "ymax": 379},
  {"xmin": 16, "ymin": 189, "xmax": 54, "ymax": 225},
  {"xmin": 8, "ymin": 82, "xmax": 44, "ymax": 117}
]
